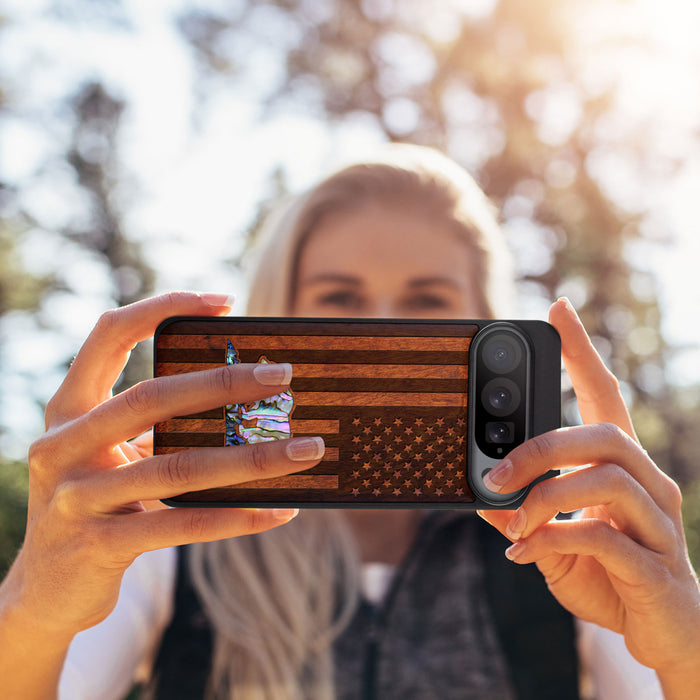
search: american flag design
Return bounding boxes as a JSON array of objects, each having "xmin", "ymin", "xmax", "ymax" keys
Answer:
[{"xmin": 154, "ymin": 318, "xmax": 479, "ymax": 505}]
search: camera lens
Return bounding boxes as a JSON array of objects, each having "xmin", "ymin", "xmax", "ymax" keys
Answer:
[
  {"xmin": 486, "ymin": 421, "xmax": 514, "ymax": 444},
  {"xmin": 482, "ymin": 334, "xmax": 523, "ymax": 374},
  {"xmin": 481, "ymin": 378, "xmax": 521, "ymax": 417}
]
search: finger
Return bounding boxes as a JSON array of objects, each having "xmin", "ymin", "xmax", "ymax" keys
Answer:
[
  {"xmin": 548, "ymin": 298, "xmax": 636, "ymax": 439},
  {"xmin": 68, "ymin": 361, "xmax": 293, "ymax": 455},
  {"xmin": 109, "ymin": 506, "xmax": 301, "ymax": 558},
  {"xmin": 128, "ymin": 431, "xmax": 153, "ymax": 459},
  {"xmin": 48, "ymin": 292, "xmax": 235, "ymax": 423},
  {"xmin": 504, "ymin": 518, "xmax": 662, "ymax": 588},
  {"xmin": 504, "ymin": 464, "xmax": 675, "ymax": 554},
  {"xmin": 476, "ymin": 509, "xmax": 516, "ymax": 539},
  {"xmin": 86, "ymin": 437, "xmax": 325, "ymax": 507},
  {"xmin": 483, "ymin": 423, "xmax": 680, "ymax": 514}
]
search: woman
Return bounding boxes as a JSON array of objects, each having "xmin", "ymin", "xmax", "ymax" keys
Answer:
[{"xmin": 0, "ymin": 146, "xmax": 697, "ymax": 699}]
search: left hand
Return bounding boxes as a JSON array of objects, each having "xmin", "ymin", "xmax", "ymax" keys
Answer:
[{"xmin": 478, "ymin": 298, "xmax": 700, "ymax": 686}]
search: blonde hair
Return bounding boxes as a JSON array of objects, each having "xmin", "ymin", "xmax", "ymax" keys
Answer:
[
  {"xmin": 246, "ymin": 143, "xmax": 513, "ymax": 318},
  {"xmin": 188, "ymin": 145, "xmax": 514, "ymax": 699}
]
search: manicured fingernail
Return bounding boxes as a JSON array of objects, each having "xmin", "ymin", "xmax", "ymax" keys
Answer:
[
  {"xmin": 506, "ymin": 509, "xmax": 527, "ymax": 540},
  {"xmin": 483, "ymin": 460, "xmax": 512, "ymax": 493},
  {"xmin": 199, "ymin": 293, "xmax": 236, "ymax": 308},
  {"xmin": 286, "ymin": 437, "xmax": 325, "ymax": 462},
  {"xmin": 254, "ymin": 362, "xmax": 292, "ymax": 386},
  {"xmin": 273, "ymin": 508, "xmax": 299, "ymax": 521},
  {"xmin": 505, "ymin": 541, "xmax": 527, "ymax": 561},
  {"xmin": 557, "ymin": 296, "xmax": 578, "ymax": 319}
]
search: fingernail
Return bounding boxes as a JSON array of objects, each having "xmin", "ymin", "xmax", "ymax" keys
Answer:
[
  {"xmin": 286, "ymin": 437, "xmax": 325, "ymax": 462},
  {"xmin": 505, "ymin": 541, "xmax": 527, "ymax": 561},
  {"xmin": 273, "ymin": 508, "xmax": 299, "ymax": 521},
  {"xmin": 199, "ymin": 293, "xmax": 236, "ymax": 308},
  {"xmin": 254, "ymin": 362, "xmax": 292, "ymax": 386},
  {"xmin": 557, "ymin": 296, "xmax": 578, "ymax": 319},
  {"xmin": 483, "ymin": 460, "xmax": 512, "ymax": 493},
  {"xmin": 506, "ymin": 509, "xmax": 527, "ymax": 540}
]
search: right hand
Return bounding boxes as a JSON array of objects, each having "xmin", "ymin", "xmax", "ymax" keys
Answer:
[{"xmin": 7, "ymin": 292, "xmax": 324, "ymax": 639}]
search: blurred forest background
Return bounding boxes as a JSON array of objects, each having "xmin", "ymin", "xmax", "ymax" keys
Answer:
[{"xmin": 1, "ymin": 0, "xmax": 700, "ymax": 575}]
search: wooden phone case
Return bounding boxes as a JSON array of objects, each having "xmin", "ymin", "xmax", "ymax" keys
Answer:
[{"xmin": 154, "ymin": 317, "xmax": 560, "ymax": 508}]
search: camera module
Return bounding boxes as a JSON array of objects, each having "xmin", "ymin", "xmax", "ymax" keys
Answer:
[
  {"xmin": 482, "ymin": 334, "xmax": 523, "ymax": 374},
  {"xmin": 481, "ymin": 377, "xmax": 521, "ymax": 417},
  {"xmin": 485, "ymin": 421, "xmax": 515, "ymax": 444}
]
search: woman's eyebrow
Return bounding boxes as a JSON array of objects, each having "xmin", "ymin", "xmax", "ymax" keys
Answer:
[
  {"xmin": 301, "ymin": 273, "xmax": 361, "ymax": 286},
  {"xmin": 407, "ymin": 277, "xmax": 462, "ymax": 290}
]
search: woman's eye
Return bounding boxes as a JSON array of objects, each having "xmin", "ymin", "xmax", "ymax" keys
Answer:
[
  {"xmin": 403, "ymin": 295, "xmax": 451, "ymax": 311},
  {"xmin": 316, "ymin": 290, "xmax": 364, "ymax": 310}
]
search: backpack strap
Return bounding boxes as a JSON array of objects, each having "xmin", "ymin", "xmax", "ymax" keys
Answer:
[
  {"xmin": 146, "ymin": 546, "xmax": 212, "ymax": 700},
  {"xmin": 477, "ymin": 515, "xmax": 580, "ymax": 700}
]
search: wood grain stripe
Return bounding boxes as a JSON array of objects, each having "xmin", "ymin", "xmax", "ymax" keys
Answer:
[
  {"xmin": 157, "ymin": 349, "xmax": 468, "ymax": 365},
  {"xmin": 155, "ymin": 445, "xmax": 340, "ymax": 461},
  {"xmin": 157, "ymin": 334, "xmax": 471, "ymax": 351},
  {"xmin": 157, "ymin": 363, "xmax": 467, "ymax": 379},
  {"xmin": 233, "ymin": 475, "xmax": 339, "ymax": 489},
  {"xmin": 158, "ymin": 419, "xmax": 340, "ymax": 434},
  {"xmin": 295, "ymin": 392, "xmax": 466, "ymax": 406}
]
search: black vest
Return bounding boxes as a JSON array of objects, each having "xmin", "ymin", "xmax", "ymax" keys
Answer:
[{"xmin": 148, "ymin": 514, "xmax": 579, "ymax": 699}]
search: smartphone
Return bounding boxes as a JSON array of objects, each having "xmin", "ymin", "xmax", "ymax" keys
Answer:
[{"xmin": 154, "ymin": 317, "xmax": 560, "ymax": 509}]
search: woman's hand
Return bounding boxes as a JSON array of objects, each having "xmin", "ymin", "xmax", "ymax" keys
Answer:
[
  {"xmin": 1, "ymin": 292, "xmax": 325, "ymax": 642},
  {"xmin": 478, "ymin": 298, "xmax": 700, "ymax": 695}
]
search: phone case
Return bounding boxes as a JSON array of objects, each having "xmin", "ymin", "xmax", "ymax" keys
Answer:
[{"xmin": 154, "ymin": 317, "xmax": 560, "ymax": 509}]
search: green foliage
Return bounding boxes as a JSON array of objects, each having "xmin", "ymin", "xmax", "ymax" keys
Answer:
[
  {"xmin": 0, "ymin": 460, "xmax": 28, "ymax": 577},
  {"xmin": 682, "ymin": 479, "xmax": 700, "ymax": 572}
]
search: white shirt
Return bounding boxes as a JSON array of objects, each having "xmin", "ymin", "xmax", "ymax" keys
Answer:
[{"xmin": 59, "ymin": 548, "xmax": 663, "ymax": 700}]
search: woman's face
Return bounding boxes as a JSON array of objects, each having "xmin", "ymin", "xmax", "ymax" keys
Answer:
[{"xmin": 292, "ymin": 202, "xmax": 485, "ymax": 319}]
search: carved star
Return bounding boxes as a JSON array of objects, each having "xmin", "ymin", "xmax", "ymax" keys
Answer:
[
  {"xmin": 374, "ymin": 417, "xmax": 383, "ymax": 426},
  {"xmin": 352, "ymin": 418, "xmax": 361, "ymax": 426},
  {"xmin": 352, "ymin": 435, "xmax": 361, "ymax": 444},
  {"xmin": 456, "ymin": 488, "xmax": 464, "ymax": 496},
  {"xmin": 363, "ymin": 462, "xmax": 372, "ymax": 471},
  {"xmin": 436, "ymin": 418, "xmax": 444, "ymax": 427},
  {"xmin": 352, "ymin": 453, "xmax": 361, "ymax": 461},
  {"xmin": 393, "ymin": 488, "xmax": 402, "ymax": 496},
  {"xmin": 363, "ymin": 479, "xmax": 371, "ymax": 488},
  {"xmin": 414, "ymin": 418, "xmax": 424, "ymax": 426},
  {"xmin": 352, "ymin": 470, "xmax": 361, "ymax": 478},
  {"xmin": 363, "ymin": 426, "xmax": 372, "ymax": 435},
  {"xmin": 352, "ymin": 488, "xmax": 360, "ymax": 496},
  {"xmin": 394, "ymin": 418, "xmax": 403, "ymax": 426},
  {"xmin": 372, "ymin": 488, "xmax": 381, "ymax": 496},
  {"xmin": 414, "ymin": 488, "xmax": 422, "ymax": 496}
]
